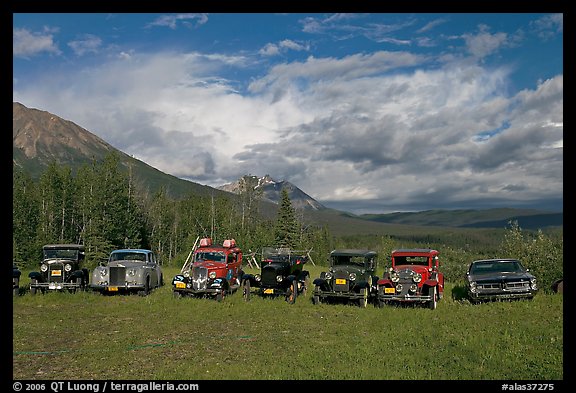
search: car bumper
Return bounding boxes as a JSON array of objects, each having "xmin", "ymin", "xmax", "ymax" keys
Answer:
[
  {"xmin": 90, "ymin": 283, "xmax": 146, "ymax": 292},
  {"xmin": 468, "ymin": 290, "xmax": 536, "ymax": 301},
  {"xmin": 31, "ymin": 282, "xmax": 81, "ymax": 290},
  {"xmin": 378, "ymin": 294, "xmax": 432, "ymax": 302},
  {"xmin": 314, "ymin": 290, "xmax": 367, "ymax": 300}
]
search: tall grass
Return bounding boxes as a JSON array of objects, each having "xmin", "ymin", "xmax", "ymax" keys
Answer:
[{"xmin": 13, "ymin": 266, "xmax": 562, "ymax": 381}]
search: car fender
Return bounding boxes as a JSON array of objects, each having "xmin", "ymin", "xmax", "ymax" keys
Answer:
[
  {"xmin": 28, "ymin": 271, "xmax": 43, "ymax": 281},
  {"xmin": 298, "ymin": 270, "xmax": 310, "ymax": 281},
  {"xmin": 423, "ymin": 279, "xmax": 438, "ymax": 288},
  {"xmin": 241, "ymin": 273, "xmax": 258, "ymax": 286},
  {"xmin": 377, "ymin": 278, "xmax": 392, "ymax": 286},
  {"xmin": 70, "ymin": 270, "xmax": 84, "ymax": 280},
  {"xmin": 313, "ymin": 277, "xmax": 327, "ymax": 287}
]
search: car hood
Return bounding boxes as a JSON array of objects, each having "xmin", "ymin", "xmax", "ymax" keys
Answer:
[
  {"xmin": 107, "ymin": 261, "xmax": 147, "ymax": 269},
  {"xmin": 468, "ymin": 271, "xmax": 534, "ymax": 283}
]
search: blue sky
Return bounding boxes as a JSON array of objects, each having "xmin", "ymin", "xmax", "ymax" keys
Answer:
[{"xmin": 13, "ymin": 13, "xmax": 563, "ymax": 214}]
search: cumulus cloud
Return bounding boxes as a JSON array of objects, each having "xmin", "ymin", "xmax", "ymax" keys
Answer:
[
  {"xmin": 68, "ymin": 34, "xmax": 102, "ymax": 56},
  {"xmin": 13, "ymin": 27, "xmax": 61, "ymax": 58}
]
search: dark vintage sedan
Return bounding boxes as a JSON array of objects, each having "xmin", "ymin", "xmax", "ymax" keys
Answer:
[{"xmin": 465, "ymin": 258, "xmax": 538, "ymax": 303}]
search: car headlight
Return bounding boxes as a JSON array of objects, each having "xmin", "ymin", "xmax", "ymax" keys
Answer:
[
  {"xmin": 184, "ymin": 271, "xmax": 190, "ymax": 278},
  {"xmin": 396, "ymin": 283, "xmax": 403, "ymax": 292},
  {"xmin": 412, "ymin": 272, "xmax": 422, "ymax": 283},
  {"xmin": 325, "ymin": 272, "xmax": 333, "ymax": 280},
  {"xmin": 349, "ymin": 273, "xmax": 356, "ymax": 281},
  {"xmin": 530, "ymin": 278, "xmax": 537, "ymax": 290},
  {"xmin": 99, "ymin": 268, "xmax": 107, "ymax": 277},
  {"xmin": 128, "ymin": 269, "xmax": 136, "ymax": 276},
  {"xmin": 255, "ymin": 274, "xmax": 261, "ymax": 282},
  {"xmin": 409, "ymin": 284, "xmax": 418, "ymax": 292},
  {"xmin": 209, "ymin": 271, "xmax": 217, "ymax": 279},
  {"xmin": 40, "ymin": 264, "xmax": 48, "ymax": 272},
  {"xmin": 64, "ymin": 264, "xmax": 72, "ymax": 272},
  {"xmin": 469, "ymin": 281, "xmax": 477, "ymax": 293},
  {"xmin": 390, "ymin": 271, "xmax": 399, "ymax": 282},
  {"xmin": 276, "ymin": 275, "xmax": 283, "ymax": 283}
]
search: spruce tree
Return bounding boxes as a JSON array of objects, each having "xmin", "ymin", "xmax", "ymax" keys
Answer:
[{"xmin": 274, "ymin": 188, "xmax": 298, "ymax": 249}]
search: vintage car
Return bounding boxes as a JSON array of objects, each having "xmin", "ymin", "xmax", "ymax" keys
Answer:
[
  {"xmin": 91, "ymin": 248, "xmax": 163, "ymax": 296},
  {"xmin": 376, "ymin": 248, "xmax": 444, "ymax": 310},
  {"xmin": 13, "ymin": 263, "xmax": 22, "ymax": 296},
  {"xmin": 241, "ymin": 247, "xmax": 310, "ymax": 304},
  {"xmin": 172, "ymin": 238, "xmax": 243, "ymax": 301},
  {"xmin": 465, "ymin": 258, "xmax": 538, "ymax": 303},
  {"xmin": 312, "ymin": 249, "xmax": 378, "ymax": 308},
  {"xmin": 29, "ymin": 244, "xmax": 89, "ymax": 294}
]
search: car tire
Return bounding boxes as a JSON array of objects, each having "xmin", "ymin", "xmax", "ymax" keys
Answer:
[
  {"xmin": 13, "ymin": 278, "xmax": 19, "ymax": 296},
  {"xmin": 359, "ymin": 287, "xmax": 368, "ymax": 308},
  {"xmin": 30, "ymin": 279, "xmax": 39, "ymax": 295},
  {"xmin": 287, "ymin": 280, "xmax": 298, "ymax": 304},
  {"xmin": 428, "ymin": 286, "xmax": 437, "ymax": 310},
  {"xmin": 173, "ymin": 290, "xmax": 182, "ymax": 299},
  {"xmin": 312, "ymin": 285, "xmax": 321, "ymax": 305},
  {"xmin": 301, "ymin": 275, "xmax": 310, "ymax": 297},
  {"xmin": 216, "ymin": 290, "xmax": 225, "ymax": 302},
  {"xmin": 138, "ymin": 278, "xmax": 150, "ymax": 297},
  {"xmin": 243, "ymin": 279, "xmax": 251, "ymax": 302}
]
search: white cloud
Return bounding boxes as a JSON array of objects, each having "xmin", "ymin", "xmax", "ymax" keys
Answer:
[{"xmin": 13, "ymin": 27, "xmax": 61, "ymax": 58}]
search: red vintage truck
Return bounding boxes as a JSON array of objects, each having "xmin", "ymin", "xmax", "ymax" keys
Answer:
[{"xmin": 172, "ymin": 238, "xmax": 243, "ymax": 301}]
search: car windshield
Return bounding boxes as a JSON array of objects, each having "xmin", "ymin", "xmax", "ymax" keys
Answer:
[
  {"xmin": 332, "ymin": 255, "xmax": 366, "ymax": 267},
  {"xmin": 43, "ymin": 249, "xmax": 80, "ymax": 260},
  {"xmin": 110, "ymin": 252, "xmax": 147, "ymax": 262},
  {"xmin": 394, "ymin": 256, "xmax": 429, "ymax": 266},
  {"xmin": 470, "ymin": 260, "xmax": 523, "ymax": 274},
  {"xmin": 195, "ymin": 251, "xmax": 226, "ymax": 262}
]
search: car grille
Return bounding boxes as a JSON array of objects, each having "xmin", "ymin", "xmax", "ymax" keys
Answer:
[
  {"xmin": 109, "ymin": 266, "xmax": 126, "ymax": 286},
  {"xmin": 333, "ymin": 271, "xmax": 350, "ymax": 292},
  {"xmin": 48, "ymin": 263, "xmax": 64, "ymax": 283},
  {"xmin": 192, "ymin": 266, "xmax": 208, "ymax": 290},
  {"xmin": 478, "ymin": 281, "xmax": 530, "ymax": 290},
  {"xmin": 261, "ymin": 267, "xmax": 279, "ymax": 286}
]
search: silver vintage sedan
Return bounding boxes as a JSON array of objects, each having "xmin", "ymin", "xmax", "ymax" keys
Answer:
[{"xmin": 91, "ymin": 249, "xmax": 163, "ymax": 296}]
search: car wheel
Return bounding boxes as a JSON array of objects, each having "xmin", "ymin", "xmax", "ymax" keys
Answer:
[
  {"xmin": 428, "ymin": 286, "xmax": 437, "ymax": 310},
  {"xmin": 30, "ymin": 279, "xmax": 38, "ymax": 296},
  {"xmin": 359, "ymin": 287, "xmax": 368, "ymax": 308},
  {"xmin": 301, "ymin": 276, "xmax": 310, "ymax": 297},
  {"xmin": 13, "ymin": 278, "xmax": 19, "ymax": 296},
  {"xmin": 243, "ymin": 279, "xmax": 251, "ymax": 302},
  {"xmin": 138, "ymin": 278, "xmax": 150, "ymax": 296},
  {"xmin": 173, "ymin": 290, "xmax": 182, "ymax": 299},
  {"xmin": 216, "ymin": 290, "xmax": 225, "ymax": 302},
  {"xmin": 287, "ymin": 280, "xmax": 298, "ymax": 304},
  {"xmin": 312, "ymin": 285, "xmax": 321, "ymax": 305}
]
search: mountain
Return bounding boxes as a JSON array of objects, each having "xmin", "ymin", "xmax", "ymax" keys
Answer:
[
  {"xmin": 219, "ymin": 175, "xmax": 326, "ymax": 211},
  {"xmin": 12, "ymin": 102, "xmax": 233, "ymax": 201},
  {"xmin": 12, "ymin": 102, "xmax": 561, "ymax": 232}
]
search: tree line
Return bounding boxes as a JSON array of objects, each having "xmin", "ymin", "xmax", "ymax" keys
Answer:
[
  {"xmin": 13, "ymin": 152, "xmax": 562, "ymax": 291},
  {"xmin": 12, "ymin": 152, "xmax": 331, "ymax": 270}
]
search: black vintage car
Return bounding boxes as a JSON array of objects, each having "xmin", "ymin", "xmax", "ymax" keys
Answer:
[
  {"xmin": 465, "ymin": 258, "xmax": 538, "ymax": 303},
  {"xmin": 29, "ymin": 244, "xmax": 89, "ymax": 294},
  {"xmin": 312, "ymin": 249, "xmax": 378, "ymax": 308},
  {"xmin": 13, "ymin": 263, "xmax": 22, "ymax": 296},
  {"xmin": 241, "ymin": 248, "xmax": 310, "ymax": 304}
]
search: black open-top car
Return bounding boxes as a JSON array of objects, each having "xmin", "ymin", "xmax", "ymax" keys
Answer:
[
  {"xmin": 465, "ymin": 258, "xmax": 538, "ymax": 303},
  {"xmin": 241, "ymin": 247, "xmax": 309, "ymax": 304},
  {"xmin": 312, "ymin": 249, "xmax": 378, "ymax": 307},
  {"xmin": 29, "ymin": 244, "xmax": 89, "ymax": 294}
]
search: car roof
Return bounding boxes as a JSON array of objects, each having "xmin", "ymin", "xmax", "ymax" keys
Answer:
[
  {"xmin": 471, "ymin": 258, "xmax": 520, "ymax": 263},
  {"xmin": 331, "ymin": 249, "xmax": 377, "ymax": 257},
  {"xmin": 43, "ymin": 244, "xmax": 85, "ymax": 251},
  {"xmin": 111, "ymin": 249, "xmax": 152, "ymax": 253},
  {"xmin": 392, "ymin": 248, "xmax": 438, "ymax": 256}
]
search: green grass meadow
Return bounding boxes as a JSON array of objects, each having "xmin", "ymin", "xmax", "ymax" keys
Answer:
[{"xmin": 13, "ymin": 265, "xmax": 563, "ymax": 381}]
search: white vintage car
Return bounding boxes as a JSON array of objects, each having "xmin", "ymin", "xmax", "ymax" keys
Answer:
[{"xmin": 91, "ymin": 249, "xmax": 163, "ymax": 296}]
